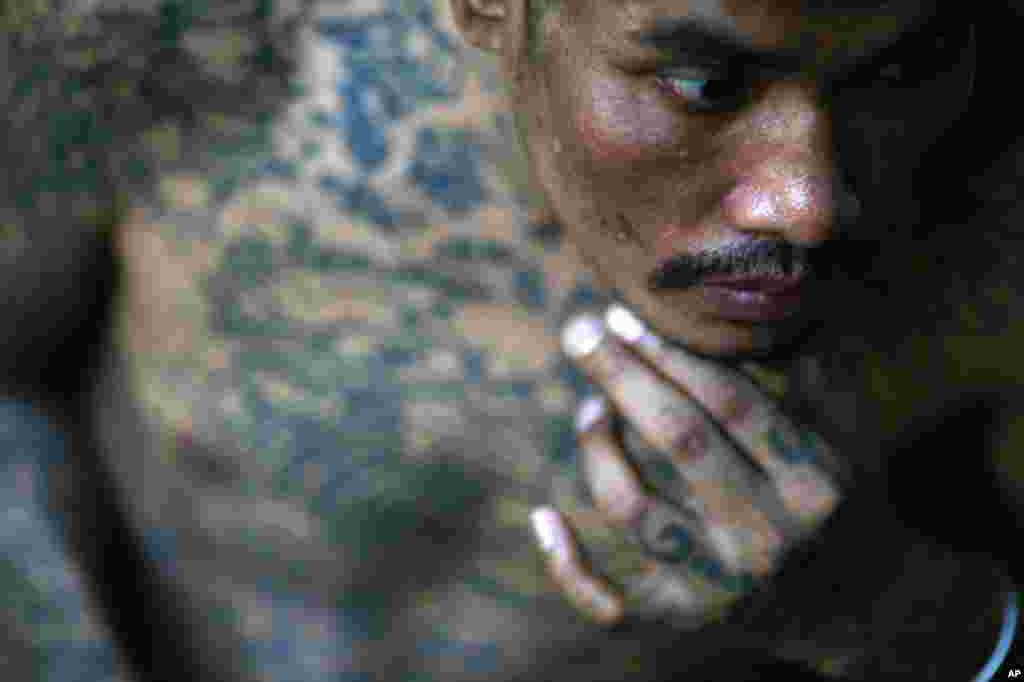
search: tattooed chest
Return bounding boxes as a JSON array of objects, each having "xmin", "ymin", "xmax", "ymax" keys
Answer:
[{"xmin": 95, "ymin": 108, "xmax": 622, "ymax": 673}]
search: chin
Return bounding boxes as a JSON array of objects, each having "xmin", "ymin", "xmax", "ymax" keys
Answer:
[{"xmin": 658, "ymin": 316, "xmax": 824, "ymax": 365}]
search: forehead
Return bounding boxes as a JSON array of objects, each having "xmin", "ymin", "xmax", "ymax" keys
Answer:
[{"xmin": 598, "ymin": 0, "xmax": 935, "ymax": 58}]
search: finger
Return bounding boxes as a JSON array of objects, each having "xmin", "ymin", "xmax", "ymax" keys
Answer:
[
  {"xmin": 604, "ymin": 304, "xmax": 841, "ymax": 527},
  {"xmin": 529, "ymin": 506, "xmax": 625, "ymax": 626},
  {"xmin": 562, "ymin": 315, "xmax": 783, "ymax": 576},
  {"xmin": 576, "ymin": 396, "xmax": 750, "ymax": 585},
  {"xmin": 535, "ymin": 479, "xmax": 731, "ymax": 629},
  {"xmin": 578, "ymin": 396, "xmax": 709, "ymax": 554},
  {"xmin": 575, "ymin": 396, "xmax": 651, "ymax": 527}
]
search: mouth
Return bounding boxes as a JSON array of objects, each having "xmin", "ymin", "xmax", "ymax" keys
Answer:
[{"xmin": 697, "ymin": 273, "xmax": 807, "ymax": 322}]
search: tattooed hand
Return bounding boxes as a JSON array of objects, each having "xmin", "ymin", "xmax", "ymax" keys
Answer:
[{"xmin": 531, "ymin": 303, "xmax": 842, "ymax": 631}]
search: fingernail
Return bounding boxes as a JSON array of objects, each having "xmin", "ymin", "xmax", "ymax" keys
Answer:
[
  {"xmin": 575, "ymin": 395, "xmax": 607, "ymax": 433},
  {"xmin": 530, "ymin": 507, "xmax": 565, "ymax": 557},
  {"xmin": 605, "ymin": 304, "xmax": 660, "ymax": 350},
  {"xmin": 605, "ymin": 304, "xmax": 646, "ymax": 343},
  {"xmin": 562, "ymin": 315, "xmax": 605, "ymax": 358}
]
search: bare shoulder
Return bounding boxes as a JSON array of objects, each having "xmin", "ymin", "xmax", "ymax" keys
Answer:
[{"xmin": 80, "ymin": 1, "xmax": 718, "ymax": 678}]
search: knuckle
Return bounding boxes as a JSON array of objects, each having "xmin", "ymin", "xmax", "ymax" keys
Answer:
[
  {"xmin": 583, "ymin": 441, "xmax": 649, "ymax": 526},
  {"xmin": 746, "ymin": 530, "xmax": 786, "ymax": 578},
  {"xmin": 589, "ymin": 588, "xmax": 625, "ymax": 626},
  {"xmin": 662, "ymin": 415, "xmax": 711, "ymax": 463},
  {"xmin": 709, "ymin": 383, "xmax": 753, "ymax": 427},
  {"xmin": 597, "ymin": 340, "xmax": 633, "ymax": 382},
  {"xmin": 728, "ymin": 511, "xmax": 786, "ymax": 579},
  {"xmin": 561, "ymin": 570, "xmax": 620, "ymax": 624},
  {"xmin": 599, "ymin": 486, "xmax": 651, "ymax": 526},
  {"xmin": 780, "ymin": 472, "xmax": 841, "ymax": 524}
]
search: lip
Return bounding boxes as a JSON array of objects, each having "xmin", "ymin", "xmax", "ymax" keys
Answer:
[{"xmin": 698, "ymin": 274, "xmax": 806, "ymax": 322}]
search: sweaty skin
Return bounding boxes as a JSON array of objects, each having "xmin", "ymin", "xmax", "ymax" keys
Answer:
[
  {"xmin": 510, "ymin": 0, "xmax": 981, "ymax": 358},
  {"xmin": 576, "ymin": 75, "xmax": 679, "ymax": 163}
]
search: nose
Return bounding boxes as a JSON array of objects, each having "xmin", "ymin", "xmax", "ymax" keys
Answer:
[{"xmin": 719, "ymin": 81, "xmax": 858, "ymax": 247}]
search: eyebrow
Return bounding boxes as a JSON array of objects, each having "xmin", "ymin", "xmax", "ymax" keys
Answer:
[
  {"xmin": 627, "ymin": 17, "xmax": 806, "ymax": 73},
  {"xmin": 627, "ymin": 10, "xmax": 945, "ymax": 76}
]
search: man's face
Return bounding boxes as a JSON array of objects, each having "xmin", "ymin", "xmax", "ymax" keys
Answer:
[{"xmin": 494, "ymin": 0, "xmax": 975, "ymax": 358}]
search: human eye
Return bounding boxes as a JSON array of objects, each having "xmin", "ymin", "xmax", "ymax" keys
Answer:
[{"xmin": 654, "ymin": 67, "xmax": 751, "ymax": 113}]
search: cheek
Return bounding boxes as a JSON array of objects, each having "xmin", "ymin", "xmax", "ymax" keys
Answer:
[{"xmin": 573, "ymin": 75, "xmax": 678, "ymax": 163}]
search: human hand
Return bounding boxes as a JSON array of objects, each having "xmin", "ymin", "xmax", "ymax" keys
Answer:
[{"xmin": 532, "ymin": 304, "xmax": 843, "ymax": 630}]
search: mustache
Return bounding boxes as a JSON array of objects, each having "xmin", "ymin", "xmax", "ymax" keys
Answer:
[{"xmin": 647, "ymin": 239, "xmax": 815, "ymax": 291}]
